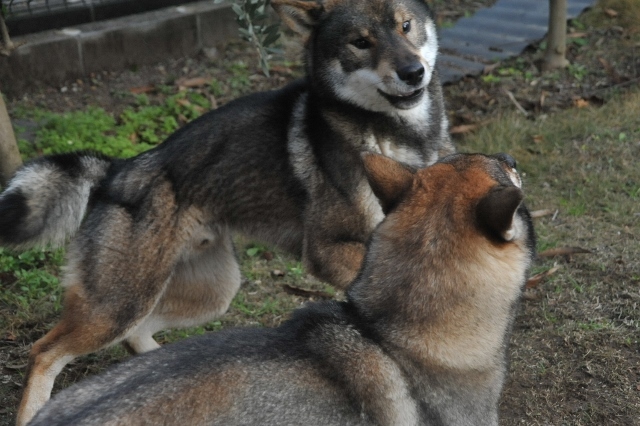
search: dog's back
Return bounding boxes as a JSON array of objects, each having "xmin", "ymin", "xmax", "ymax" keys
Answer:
[
  {"xmin": 30, "ymin": 153, "xmax": 535, "ymax": 426},
  {"xmin": 29, "ymin": 303, "xmax": 382, "ymax": 425}
]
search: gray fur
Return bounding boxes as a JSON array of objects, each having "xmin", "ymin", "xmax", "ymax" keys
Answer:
[
  {"xmin": 3, "ymin": 1, "xmax": 456, "ymax": 424},
  {"xmin": 30, "ymin": 153, "xmax": 536, "ymax": 426},
  {"xmin": 0, "ymin": 154, "xmax": 110, "ymax": 249}
]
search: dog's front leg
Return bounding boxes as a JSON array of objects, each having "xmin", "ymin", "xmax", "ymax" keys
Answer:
[
  {"xmin": 303, "ymin": 235, "xmax": 365, "ymax": 289},
  {"xmin": 301, "ymin": 193, "xmax": 375, "ymax": 288}
]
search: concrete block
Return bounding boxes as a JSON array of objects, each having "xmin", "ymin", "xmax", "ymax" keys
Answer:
[
  {"xmin": 0, "ymin": 32, "xmax": 82, "ymax": 95},
  {"xmin": 0, "ymin": 1, "xmax": 238, "ymax": 97},
  {"xmin": 199, "ymin": 6, "xmax": 239, "ymax": 47},
  {"xmin": 80, "ymin": 15, "xmax": 199, "ymax": 74}
]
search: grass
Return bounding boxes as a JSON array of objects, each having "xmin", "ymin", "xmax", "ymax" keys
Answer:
[
  {"xmin": 0, "ymin": 248, "xmax": 64, "ymax": 330},
  {"xmin": 16, "ymin": 91, "xmax": 209, "ymax": 159},
  {"xmin": 460, "ymin": 91, "xmax": 639, "ymax": 425},
  {"xmin": 2, "ymin": 88, "xmax": 638, "ymax": 425},
  {"xmin": 585, "ymin": 0, "xmax": 640, "ymax": 34},
  {"xmin": 1, "ymin": 2, "xmax": 640, "ymax": 422},
  {"xmin": 13, "ymin": 59, "xmax": 262, "ymax": 160}
]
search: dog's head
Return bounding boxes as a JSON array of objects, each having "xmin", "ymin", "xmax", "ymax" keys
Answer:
[
  {"xmin": 349, "ymin": 153, "xmax": 536, "ymax": 366},
  {"xmin": 361, "ymin": 152, "xmax": 534, "ymax": 245},
  {"xmin": 273, "ymin": 0, "xmax": 438, "ymax": 113}
]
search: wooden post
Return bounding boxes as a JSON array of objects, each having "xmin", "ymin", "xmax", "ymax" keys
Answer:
[
  {"xmin": 542, "ymin": 0, "xmax": 569, "ymax": 71},
  {"xmin": 0, "ymin": 14, "xmax": 23, "ymax": 187}
]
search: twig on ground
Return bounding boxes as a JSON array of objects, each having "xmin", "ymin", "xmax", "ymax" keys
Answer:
[
  {"xmin": 538, "ymin": 247, "xmax": 592, "ymax": 258},
  {"xmin": 504, "ymin": 89, "xmax": 529, "ymax": 116},
  {"xmin": 531, "ymin": 209, "xmax": 555, "ymax": 218},
  {"xmin": 526, "ymin": 266, "xmax": 560, "ymax": 288},
  {"xmin": 281, "ymin": 284, "xmax": 334, "ymax": 299}
]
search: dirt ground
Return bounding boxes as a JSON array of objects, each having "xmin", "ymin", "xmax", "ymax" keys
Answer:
[{"xmin": 1, "ymin": 0, "xmax": 639, "ymax": 424}]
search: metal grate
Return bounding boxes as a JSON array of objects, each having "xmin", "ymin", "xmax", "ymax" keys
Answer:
[
  {"xmin": 1, "ymin": 0, "xmax": 202, "ymax": 36},
  {"xmin": 4, "ymin": 0, "xmax": 102, "ymax": 17}
]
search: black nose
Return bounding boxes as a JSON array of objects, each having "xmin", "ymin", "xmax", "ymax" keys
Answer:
[
  {"xmin": 397, "ymin": 63, "xmax": 425, "ymax": 86},
  {"xmin": 495, "ymin": 153, "xmax": 517, "ymax": 169}
]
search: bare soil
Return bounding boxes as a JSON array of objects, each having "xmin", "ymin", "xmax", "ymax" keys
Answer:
[{"xmin": 1, "ymin": 1, "xmax": 639, "ymax": 425}]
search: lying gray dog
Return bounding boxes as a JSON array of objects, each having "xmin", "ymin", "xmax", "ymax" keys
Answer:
[{"xmin": 30, "ymin": 153, "xmax": 535, "ymax": 426}]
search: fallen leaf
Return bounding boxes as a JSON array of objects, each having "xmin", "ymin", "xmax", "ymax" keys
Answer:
[
  {"xmin": 598, "ymin": 57, "xmax": 624, "ymax": 83},
  {"xmin": 539, "ymin": 91, "xmax": 547, "ymax": 108},
  {"xmin": 526, "ymin": 266, "xmax": 560, "ymax": 288},
  {"xmin": 176, "ymin": 98, "xmax": 192, "ymax": 107},
  {"xmin": 450, "ymin": 123, "xmax": 479, "ymax": 134},
  {"xmin": 129, "ymin": 85, "xmax": 156, "ymax": 94},
  {"xmin": 538, "ymin": 247, "xmax": 592, "ymax": 258},
  {"xmin": 530, "ymin": 209, "xmax": 554, "ymax": 218},
  {"xmin": 574, "ymin": 98, "xmax": 590, "ymax": 108},
  {"xmin": 175, "ymin": 77, "xmax": 211, "ymax": 88},
  {"xmin": 522, "ymin": 289, "xmax": 541, "ymax": 301},
  {"xmin": 4, "ymin": 331, "xmax": 16, "ymax": 341},
  {"xmin": 262, "ymin": 251, "xmax": 274, "ymax": 261},
  {"xmin": 532, "ymin": 134, "xmax": 545, "ymax": 144},
  {"xmin": 567, "ymin": 32, "xmax": 588, "ymax": 38},
  {"xmin": 270, "ymin": 65, "xmax": 293, "ymax": 75},
  {"xmin": 281, "ymin": 284, "xmax": 334, "ymax": 299},
  {"xmin": 604, "ymin": 8, "xmax": 618, "ymax": 18}
]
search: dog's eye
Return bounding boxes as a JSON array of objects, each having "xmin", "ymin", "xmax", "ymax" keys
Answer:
[
  {"xmin": 351, "ymin": 38, "xmax": 372, "ymax": 49},
  {"xmin": 402, "ymin": 20, "xmax": 411, "ymax": 33}
]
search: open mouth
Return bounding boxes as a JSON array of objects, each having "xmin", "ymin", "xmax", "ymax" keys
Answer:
[{"xmin": 378, "ymin": 88, "xmax": 425, "ymax": 109}]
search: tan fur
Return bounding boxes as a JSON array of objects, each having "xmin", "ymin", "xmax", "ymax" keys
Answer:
[
  {"xmin": 16, "ymin": 180, "xmax": 240, "ymax": 426},
  {"xmin": 8, "ymin": 1, "xmax": 455, "ymax": 423},
  {"xmin": 358, "ymin": 155, "xmax": 532, "ymax": 377},
  {"xmin": 28, "ymin": 153, "xmax": 534, "ymax": 426}
]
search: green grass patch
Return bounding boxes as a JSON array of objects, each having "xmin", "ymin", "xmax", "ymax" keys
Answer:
[
  {"xmin": 459, "ymin": 90, "xmax": 640, "ymax": 228},
  {"xmin": 584, "ymin": 0, "xmax": 640, "ymax": 35},
  {"xmin": 0, "ymin": 247, "xmax": 65, "ymax": 329},
  {"xmin": 16, "ymin": 90, "xmax": 213, "ymax": 159}
]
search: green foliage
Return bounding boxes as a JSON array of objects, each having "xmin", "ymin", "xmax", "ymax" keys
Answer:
[
  {"xmin": 214, "ymin": 0, "xmax": 282, "ymax": 75},
  {"xmin": 286, "ymin": 262, "xmax": 305, "ymax": 278},
  {"xmin": 567, "ymin": 63, "xmax": 588, "ymax": 81},
  {"xmin": 227, "ymin": 61, "xmax": 252, "ymax": 93},
  {"xmin": 484, "ymin": 59, "xmax": 536, "ymax": 84},
  {"xmin": 570, "ymin": 36, "xmax": 588, "ymax": 47},
  {"xmin": 481, "ymin": 74, "xmax": 501, "ymax": 84},
  {"xmin": 18, "ymin": 91, "xmax": 212, "ymax": 160},
  {"xmin": 245, "ymin": 243, "xmax": 268, "ymax": 257},
  {"xmin": 0, "ymin": 247, "xmax": 65, "ymax": 315},
  {"xmin": 231, "ymin": 291, "xmax": 288, "ymax": 320}
]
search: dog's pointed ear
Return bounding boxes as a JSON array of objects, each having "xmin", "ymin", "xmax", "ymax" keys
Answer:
[
  {"xmin": 362, "ymin": 153, "xmax": 415, "ymax": 215},
  {"xmin": 272, "ymin": 0, "xmax": 326, "ymax": 40},
  {"xmin": 476, "ymin": 186, "xmax": 524, "ymax": 241}
]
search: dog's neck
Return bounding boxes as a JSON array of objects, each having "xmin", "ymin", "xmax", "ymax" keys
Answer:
[
  {"xmin": 346, "ymin": 216, "xmax": 528, "ymax": 408},
  {"xmin": 304, "ymin": 90, "xmax": 433, "ymax": 169}
]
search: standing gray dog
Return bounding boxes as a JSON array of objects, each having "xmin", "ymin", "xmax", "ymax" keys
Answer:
[
  {"xmin": 0, "ymin": 0, "xmax": 454, "ymax": 423},
  {"xmin": 30, "ymin": 153, "xmax": 535, "ymax": 426}
]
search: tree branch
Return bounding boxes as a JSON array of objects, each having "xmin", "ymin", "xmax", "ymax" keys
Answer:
[
  {"xmin": 0, "ymin": 12, "xmax": 24, "ymax": 57},
  {"xmin": 0, "ymin": 14, "xmax": 24, "ymax": 186}
]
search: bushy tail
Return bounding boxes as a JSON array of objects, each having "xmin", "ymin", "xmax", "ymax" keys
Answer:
[{"xmin": 0, "ymin": 151, "xmax": 113, "ymax": 249}]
